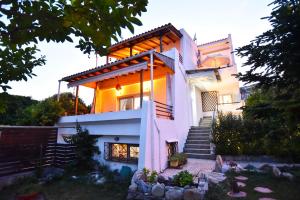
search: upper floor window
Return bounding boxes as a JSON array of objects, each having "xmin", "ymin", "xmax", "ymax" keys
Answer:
[
  {"xmin": 119, "ymin": 95, "xmax": 149, "ymax": 111},
  {"xmin": 220, "ymin": 94, "xmax": 232, "ymax": 104}
]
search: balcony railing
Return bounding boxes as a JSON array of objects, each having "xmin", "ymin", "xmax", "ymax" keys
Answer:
[{"xmin": 154, "ymin": 101, "xmax": 174, "ymax": 120}]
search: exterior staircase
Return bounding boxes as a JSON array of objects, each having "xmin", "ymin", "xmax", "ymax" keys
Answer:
[{"xmin": 184, "ymin": 117, "xmax": 215, "ymax": 159}]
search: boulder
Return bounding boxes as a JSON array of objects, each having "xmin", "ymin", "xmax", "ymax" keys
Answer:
[
  {"xmin": 183, "ymin": 188, "xmax": 201, "ymax": 200},
  {"xmin": 157, "ymin": 175, "xmax": 166, "ymax": 183},
  {"xmin": 132, "ymin": 170, "xmax": 146, "ymax": 185},
  {"xmin": 165, "ymin": 188, "xmax": 183, "ymax": 200},
  {"xmin": 272, "ymin": 166, "xmax": 281, "ymax": 177},
  {"xmin": 136, "ymin": 179, "xmax": 152, "ymax": 193},
  {"xmin": 95, "ymin": 177, "xmax": 106, "ymax": 184},
  {"xmin": 244, "ymin": 164, "xmax": 257, "ymax": 171},
  {"xmin": 126, "ymin": 191, "xmax": 144, "ymax": 200},
  {"xmin": 151, "ymin": 183, "xmax": 165, "ymax": 198},
  {"xmin": 214, "ymin": 155, "xmax": 223, "ymax": 172},
  {"xmin": 128, "ymin": 183, "xmax": 138, "ymax": 192},
  {"xmin": 259, "ymin": 164, "xmax": 273, "ymax": 173},
  {"xmin": 281, "ymin": 172, "xmax": 294, "ymax": 181}
]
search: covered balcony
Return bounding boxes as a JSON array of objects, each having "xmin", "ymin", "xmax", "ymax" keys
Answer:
[{"xmin": 58, "ymin": 50, "xmax": 175, "ymax": 122}]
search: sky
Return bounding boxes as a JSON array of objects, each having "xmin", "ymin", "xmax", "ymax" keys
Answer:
[{"xmin": 7, "ymin": 0, "xmax": 272, "ymax": 105}]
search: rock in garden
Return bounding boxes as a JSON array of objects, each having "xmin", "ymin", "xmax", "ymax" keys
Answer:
[
  {"xmin": 165, "ymin": 188, "xmax": 183, "ymax": 200},
  {"xmin": 234, "ymin": 176, "xmax": 248, "ymax": 181},
  {"xmin": 281, "ymin": 172, "xmax": 294, "ymax": 181},
  {"xmin": 151, "ymin": 183, "xmax": 165, "ymax": 198},
  {"xmin": 244, "ymin": 164, "xmax": 257, "ymax": 172},
  {"xmin": 128, "ymin": 183, "xmax": 138, "ymax": 192},
  {"xmin": 95, "ymin": 177, "xmax": 106, "ymax": 184},
  {"xmin": 214, "ymin": 155, "xmax": 223, "ymax": 172},
  {"xmin": 136, "ymin": 179, "xmax": 152, "ymax": 193},
  {"xmin": 157, "ymin": 175, "xmax": 166, "ymax": 183},
  {"xmin": 227, "ymin": 191, "xmax": 247, "ymax": 198},
  {"xmin": 165, "ymin": 186, "xmax": 174, "ymax": 191},
  {"xmin": 126, "ymin": 191, "xmax": 144, "ymax": 200},
  {"xmin": 272, "ymin": 166, "xmax": 281, "ymax": 177},
  {"xmin": 183, "ymin": 188, "xmax": 201, "ymax": 200},
  {"xmin": 254, "ymin": 187, "xmax": 273, "ymax": 194},
  {"xmin": 259, "ymin": 164, "xmax": 273, "ymax": 173},
  {"xmin": 132, "ymin": 170, "xmax": 146, "ymax": 184}
]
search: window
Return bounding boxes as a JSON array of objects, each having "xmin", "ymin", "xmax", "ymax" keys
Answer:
[
  {"xmin": 166, "ymin": 141, "xmax": 178, "ymax": 158},
  {"xmin": 119, "ymin": 95, "xmax": 149, "ymax": 111},
  {"xmin": 104, "ymin": 143, "xmax": 139, "ymax": 163},
  {"xmin": 221, "ymin": 94, "xmax": 232, "ymax": 104}
]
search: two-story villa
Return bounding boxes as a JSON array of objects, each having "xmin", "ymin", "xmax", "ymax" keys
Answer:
[{"xmin": 56, "ymin": 24, "xmax": 242, "ymax": 172}]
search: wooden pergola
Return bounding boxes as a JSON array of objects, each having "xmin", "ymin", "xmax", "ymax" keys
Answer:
[{"xmin": 107, "ymin": 23, "xmax": 182, "ymax": 60}]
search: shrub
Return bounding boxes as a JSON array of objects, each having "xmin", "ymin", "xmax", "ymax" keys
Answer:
[
  {"xmin": 173, "ymin": 170, "xmax": 193, "ymax": 187},
  {"xmin": 142, "ymin": 168, "xmax": 158, "ymax": 183},
  {"xmin": 212, "ymin": 112, "xmax": 243, "ymax": 155},
  {"xmin": 64, "ymin": 124, "xmax": 100, "ymax": 172}
]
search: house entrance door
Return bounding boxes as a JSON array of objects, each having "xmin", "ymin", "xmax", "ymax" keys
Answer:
[{"xmin": 201, "ymin": 91, "xmax": 218, "ymax": 112}]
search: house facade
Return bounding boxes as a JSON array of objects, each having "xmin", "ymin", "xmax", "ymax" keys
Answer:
[{"xmin": 56, "ymin": 24, "xmax": 242, "ymax": 172}]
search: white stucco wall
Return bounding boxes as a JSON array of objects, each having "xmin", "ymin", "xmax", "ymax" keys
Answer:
[{"xmin": 179, "ymin": 29, "xmax": 198, "ymax": 70}]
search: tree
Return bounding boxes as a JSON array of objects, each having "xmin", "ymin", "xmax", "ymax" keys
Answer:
[
  {"xmin": 0, "ymin": 92, "xmax": 37, "ymax": 125},
  {"xmin": 0, "ymin": 0, "xmax": 148, "ymax": 90},
  {"xmin": 18, "ymin": 98, "xmax": 64, "ymax": 126},
  {"xmin": 17, "ymin": 92, "xmax": 88, "ymax": 126},
  {"xmin": 51, "ymin": 92, "xmax": 89, "ymax": 115},
  {"xmin": 236, "ymin": 0, "xmax": 300, "ymax": 127}
]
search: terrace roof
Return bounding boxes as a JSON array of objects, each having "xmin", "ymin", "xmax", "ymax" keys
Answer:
[
  {"xmin": 61, "ymin": 50, "xmax": 174, "ymax": 88},
  {"xmin": 108, "ymin": 23, "xmax": 182, "ymax": 58}
]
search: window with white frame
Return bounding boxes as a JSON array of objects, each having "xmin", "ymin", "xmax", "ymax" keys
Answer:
[
  {"xmin": 119, "ymin": 95, "xmax": 149, "ymax": 111},
  {"xmin": 104, "ymin": 143, "xmax": 139, "ymax": 163},
  {"xmin": 221, "ymin": 94, "xmax": 232, "ymax": 104}
]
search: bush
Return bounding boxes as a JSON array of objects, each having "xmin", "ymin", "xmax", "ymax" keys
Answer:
[
  {"xmin": 64, "ymin": 124, "xmax": 100, "ymax": 172},
  {"xmin": 173, "ymin": 170, "xmax": 193, "ymax": 187},
  {"xmin": 212, "ymin": 112, "xmax": 243, "ymax": 155},
  {"xmin": 142, "ymin": 168, "xmax": 158, "ymax": 183}
]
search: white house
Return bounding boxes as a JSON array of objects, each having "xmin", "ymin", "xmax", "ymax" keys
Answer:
[{"xmin": 56, "ymin": 24, "xmax": 242, "ymax": 172}]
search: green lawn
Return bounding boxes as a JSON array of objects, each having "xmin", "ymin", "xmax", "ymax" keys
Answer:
[
  {"xmin": 0, "ymin": 176, "xmax": 129, "ymax": 200},
  {"xmin": 206, "ymin": 169, "xmax": 300, "ymax": 200}
]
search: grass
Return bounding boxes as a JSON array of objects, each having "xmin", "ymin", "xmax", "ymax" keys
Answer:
[
  {"xmin": 206, "ymin": 169, "xmax": 300, "ymax": 200},
  {"xmin": 0, "ymin": 175, "xmax": 129, "ymax": 200}
]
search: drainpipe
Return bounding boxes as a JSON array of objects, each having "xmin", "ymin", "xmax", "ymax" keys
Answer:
[{"xmin": 150, "ymin": 51, "xmax": 155, "ymax": 170}]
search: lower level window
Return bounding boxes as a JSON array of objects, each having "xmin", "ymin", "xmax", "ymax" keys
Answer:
[{"xmin": 104, "ymin": 143, "xmax": 139, "ymax": 163}]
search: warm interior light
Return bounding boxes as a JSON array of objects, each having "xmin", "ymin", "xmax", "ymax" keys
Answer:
[
  {"xmin": 143, "ymin": 81, "xmax": 151, "ymax": 92},
  {"xmin": 115, "ymin": 83, "xmax": 123, "ymax": 96}
]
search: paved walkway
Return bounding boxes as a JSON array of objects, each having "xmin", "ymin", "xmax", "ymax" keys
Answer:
[{"xmin": 160, "ymin": 158, "xmax": 215, "ymax": 178}]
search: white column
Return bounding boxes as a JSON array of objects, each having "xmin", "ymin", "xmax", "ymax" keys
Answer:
[{"xmin": 150, "ymin": 52, "xmax": 155, "ymax": 170}]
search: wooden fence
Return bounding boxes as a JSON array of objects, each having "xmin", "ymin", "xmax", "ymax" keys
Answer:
[{"xmin": 0, "ymin": 126, "xmax": 75, "ymax": 177}]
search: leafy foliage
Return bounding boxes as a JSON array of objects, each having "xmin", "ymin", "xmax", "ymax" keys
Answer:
[
  {"xmin": 0, "ymin": 0, "xmax": 148, "ymax": 90},
  {"xmin": 51, "ymin": 92, "xmax": 89, "ymax": 115},
  {"xmin": 64, "ymin": 124, "xmax": 100, "ymax": 172},
  {"xmin": 18, "ymin": 98, "xmax": 64, "ymax": 126},
  {"xmin": 236, "ymin": 0, "xmax": 300, "ymax": 137},
  {"xmin": 0, "ymin": 92, "xmax": 37, "ymax": 125},
  {"xmin": 142, "ymin": 168, "xmax": 158, "ymax": 183},
  {"xmin": 212, "ymin": 112, "xmax": 244, "ymax": 155},
  {"xmin": 173, "ymin": 170, "xmax": 193, "ymax": 187},
  {"xmin": 12, "ymin": 92, "xmax": 88, "ymax": 126}
]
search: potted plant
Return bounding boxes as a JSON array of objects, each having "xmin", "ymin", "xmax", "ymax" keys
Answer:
[{"xmin": 169, "ymin": 155, "xmax": 179, "ymax": 168}]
